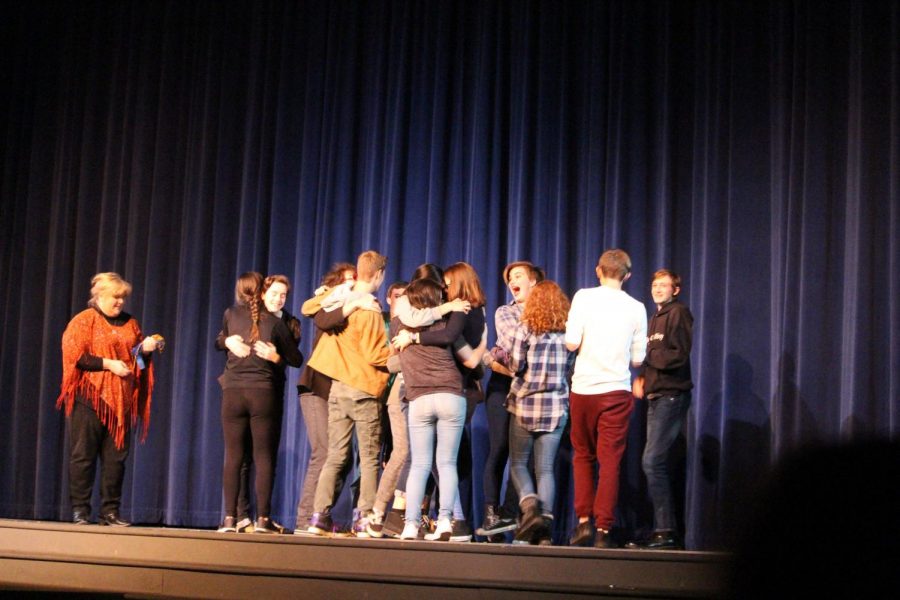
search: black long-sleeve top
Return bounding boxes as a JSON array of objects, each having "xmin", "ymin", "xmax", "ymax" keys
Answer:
[
  {"xmin": 641, "ymin": 299, "xmax": 693, "ymax": 396},
  {"xmin": 217, "ymin": 304, "xmax": 303, "ymax": 390}
]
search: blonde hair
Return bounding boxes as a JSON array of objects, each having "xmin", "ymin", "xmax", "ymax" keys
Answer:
[
  {"xmin": 88, "ymin": 272, "xmax": 132, "ymax": 307},
  {"xmin": 356, "ymin": 250, "xmax": 387, "ymax": 282},
  {"xmin": 444, "ymin": 262, "xmax": 486, "ymax": 308}
]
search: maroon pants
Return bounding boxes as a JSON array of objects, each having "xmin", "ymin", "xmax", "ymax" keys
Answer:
[{"xmin": 569, "ymin": 390, "xmax": 634, "ymax": 529}]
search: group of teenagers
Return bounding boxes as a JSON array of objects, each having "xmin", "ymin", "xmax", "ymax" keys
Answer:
[{"xmin": 57, "ymin": 247, "xmax": 693, "ymax": 550}]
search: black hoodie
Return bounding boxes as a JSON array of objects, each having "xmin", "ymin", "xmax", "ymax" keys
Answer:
[{"xmin": 642, "ymin": 299, "xmax": 693, "ymax": 395}]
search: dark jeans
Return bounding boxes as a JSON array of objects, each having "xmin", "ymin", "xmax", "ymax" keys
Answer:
[
  {"xmin": 482, "ymin": 373, "xmax": 518, "ymax": 515},
  {"xmin": 68, "ymin": 401, "xmax": 130, "ymax": 515},
  {"xmin": 642, "ymin": 392, "xmax": 691, "ymax": 531}
]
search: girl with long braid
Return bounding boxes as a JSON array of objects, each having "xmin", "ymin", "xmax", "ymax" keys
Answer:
[{"xmin": 216, "ymin": 272, "xmax": 303, "ymax": 533}]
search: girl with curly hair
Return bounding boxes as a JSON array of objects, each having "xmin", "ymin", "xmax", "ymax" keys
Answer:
[{"xmin": 493, "ymin": 280, "xmax": 575, "ymax": 545}]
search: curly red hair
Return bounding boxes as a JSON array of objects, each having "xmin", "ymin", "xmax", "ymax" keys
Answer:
[{"xmin": 521, "ymin": 280, "xmax": 570, "ymax": 335}]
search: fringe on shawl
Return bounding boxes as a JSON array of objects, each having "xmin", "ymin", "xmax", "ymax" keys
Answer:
[{"xmin": 56, "ymin": 361, "xmax": 154, "ymax": 450}]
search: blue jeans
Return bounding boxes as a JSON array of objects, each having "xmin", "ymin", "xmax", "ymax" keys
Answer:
[
  {"xmin": 508, "ymin": 413, "xmax": 567, "ymax": 513},
  {"xmin": 642, "ymin": 392, "xmax": 691, "ymax": 531},
  {"xmin": 404, "ymin": 392, "xmax": 466, "ymax": 524}
]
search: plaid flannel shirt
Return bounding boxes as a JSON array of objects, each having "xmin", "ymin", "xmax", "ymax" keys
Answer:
[
  {"xmin": 497, "ymin": 322, "xmax": 575, "ymax": 432},
  {"xmin": 493, "ymin": 301, "xmax": 523, "ymax": 352}
]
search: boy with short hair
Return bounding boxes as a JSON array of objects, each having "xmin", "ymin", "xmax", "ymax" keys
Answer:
[
  {"xmin": 565, "ymin": 249, "xmax": 647, "ymax": 548},
  {"xmin": 307, "ymin": 251, "xmax": 391, "ymax": 535}
]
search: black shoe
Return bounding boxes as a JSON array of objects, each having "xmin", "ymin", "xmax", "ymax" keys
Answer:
[
  {"xmin": 253, "ymin": 516, "xmax": 287, "ymax": 534},
  {"xmin": 72, "ymin": 511, "xmax": 91, "ymax": 525},
  {"xmin": 525, "ymin": 515, "xmax": 553, "ymax": 546},
  {"xmin": 476, "ymin": 505, "xmax": 517, "ymax": 537},
  {"xmin": 98, "ymin": 512, "xmax": 131, "ymax": 527},
  {"xmin": 512, "ymin": 497, "xmax": 544, "ymax": 544},
  {"xmin": 217, "ymin": 516, "xmax": 237, "ymax": 533},
  {"xmin": 449, "ymin": 519, "xmax": 473, "ymax": 542},
  {"xmin": 569, "ymin": 520, "xmax": 595, "ymax": 546},
  {"xmin": 625, "ymin": 530, "xmax": 683, "ymax": 550},
  {"xmin": 307, "ymin": 511, "xmax": 334, "ymax": 536},
  {"xmin": 593, "ymin": 527, "xmax": 617, "ymax": 549}
]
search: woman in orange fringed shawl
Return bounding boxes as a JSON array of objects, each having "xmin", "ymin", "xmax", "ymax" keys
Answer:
[{"xmin": 57, "ymin": 272, "xmax": 162, "ymax": 526}]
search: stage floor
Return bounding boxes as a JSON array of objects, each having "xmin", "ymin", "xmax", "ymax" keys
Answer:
[{"xmin": 0, "ymin": 519, "xmax": 728, "ymax": 598}]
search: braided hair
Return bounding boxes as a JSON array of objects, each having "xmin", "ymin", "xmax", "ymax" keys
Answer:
[{"xmin": 234, "ymin": 271, "xmax": 263, "ymax": 343}]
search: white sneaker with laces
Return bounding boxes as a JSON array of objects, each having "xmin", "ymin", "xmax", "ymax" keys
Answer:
[
  {"xmin": 399, "ymin": 521, "xmax": 420, "ymax": 540},
  {"xmin": 425, "ymin": 517, "xmax": 452, "ymax": 541}
]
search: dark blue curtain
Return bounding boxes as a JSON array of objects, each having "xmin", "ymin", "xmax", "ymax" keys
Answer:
[{"xmin": 1, "ymin": 0, "xmax": 897, "ymax": 550}]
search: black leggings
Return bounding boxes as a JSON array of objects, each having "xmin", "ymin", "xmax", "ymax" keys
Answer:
[
  {"xmin": 222, "ymin": 387, "xmax": 278, "ymax": 517},
  {"xmin": 482, "ymin": 373, "xmax": 519, "ymax": 514}
]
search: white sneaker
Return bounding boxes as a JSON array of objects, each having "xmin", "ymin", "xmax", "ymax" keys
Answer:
[
  {"xmin": 399, "ymin": 521, "xmax": 420, "ymax": 540},
  {"xmin": 425, "ymin": 517, "xmax": 452, "ymax": 541}
]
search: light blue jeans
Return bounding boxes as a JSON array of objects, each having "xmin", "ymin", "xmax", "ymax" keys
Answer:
[
  {"xmin": 404, "ymin": 392, "xmax": 466, "ymax": 524},
  {"xmin": 508, "ymin": 412, "xmax": 568, "ymax": 513}
]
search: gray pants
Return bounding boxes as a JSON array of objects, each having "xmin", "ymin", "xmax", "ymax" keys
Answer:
[
  {"xmin": 295, "ymin": 392, "xmax": 328, "ymax": 527},
  {"xmin": 373, "ymin": 375, "xmax": 409, "ymax": 514},
  {"xmin": 313, "ymin": 381, "xmax": 382, "ymax": 515}
]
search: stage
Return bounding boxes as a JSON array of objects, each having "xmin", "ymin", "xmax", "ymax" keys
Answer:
[{"xmin": 0, "ymin": 519, "xmax": 727, "ymax": 598}]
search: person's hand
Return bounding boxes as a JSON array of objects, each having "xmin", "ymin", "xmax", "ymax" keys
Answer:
[
  {"xmin": 141, "ymin": 335, "xmax": 160, "ymax": 353},
  {"xmin": 392, "ymin": 329, "xmax": 414, "ymax": 351},
  {"xmin": 254, "ymin": 341, "xmax": 280, "ymax": 363},
  {"xmin": 632, "ymin": 376, "xmax": 644, "ymax": 399},
  {"xmin": 104, "ymin": 359, "xmax": 132, "ymax": 378},
  {"xmin": 451, "ymin": 298, "xmax": 471, "ymax": 313},
  {"xmin": 225, "ymin": 335, "xmax": 251, "ymax": 358},
  {"xmin": 444, "ymin": 298, "xmax": 471, "ymax": 314}
]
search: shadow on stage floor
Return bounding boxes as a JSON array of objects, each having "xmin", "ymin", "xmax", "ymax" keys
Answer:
[{"xmin": 0, "ymin": 519, "xmax": 727, "ymax": 599}]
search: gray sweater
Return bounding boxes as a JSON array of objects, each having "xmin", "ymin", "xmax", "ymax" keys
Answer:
[{"xmin": 391, "ymin": 317, "xmax": 463, "ymax": 401}]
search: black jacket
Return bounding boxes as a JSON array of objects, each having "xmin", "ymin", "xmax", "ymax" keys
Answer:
[{"xmin": 642, "ymin": 299, "xmax": 693, "ymax": 395}]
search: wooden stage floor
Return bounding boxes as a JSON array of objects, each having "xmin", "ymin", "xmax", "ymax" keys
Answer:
[{"xmin": 0, "ymin": 519, "xmax": 728, "ymax": 599}]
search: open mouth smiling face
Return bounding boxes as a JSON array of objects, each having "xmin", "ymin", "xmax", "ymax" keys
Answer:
[{"xmin": 507, "ymin": 266, "xmax": 534, "ymax": 303}]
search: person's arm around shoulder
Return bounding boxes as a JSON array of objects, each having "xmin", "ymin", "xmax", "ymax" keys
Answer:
[{"xmin": 301, "ymin": 289, "xmax": 328, "ymax": 317}]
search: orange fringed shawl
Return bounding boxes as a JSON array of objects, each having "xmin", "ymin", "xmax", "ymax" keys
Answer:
[{"xmin": 56, "ymin": 308, "xmax": 154, "ymax": 449}]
